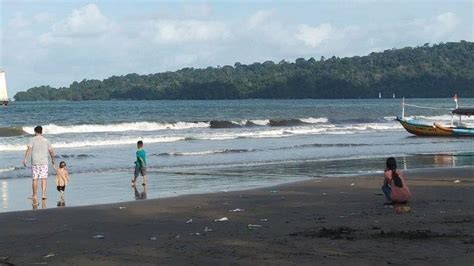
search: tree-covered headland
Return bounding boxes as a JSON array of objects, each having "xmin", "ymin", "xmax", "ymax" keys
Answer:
[{"xmin": 14, "ymin": 41, "xmax": 474, "ymax": 101}]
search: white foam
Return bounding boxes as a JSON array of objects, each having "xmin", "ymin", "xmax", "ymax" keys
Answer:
[
  {"xmin": 300, "ymin": 117, "xmax": 329, "ymax": 124},
  {"xmin": 0, "ymin": 167, "xmax": 15, "ymax": 173},
  {"xmin": 249, "ymin": 119, "xmax": 270, "ymax": 126},
  {"xmin": 23, "ymin": 122, "xmax": 209, "ymax": 135},
  {"xmin": 0, "ymin": 136, "xmax": 185, "ymax": 151}
]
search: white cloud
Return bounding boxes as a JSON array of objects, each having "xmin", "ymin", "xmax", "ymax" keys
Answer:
[
  {"xmin": 147, "ymin": 20, "xmax": 230, "ymax": 43},
  {"xmin": 295, "ymin": 23, "xmax": 333, "ymax": 48},
  {"xmin": 37, "ymin": 4, "xmax": 116, "ymax": 46},
  {"xmin": 51, "ymin": 4, "xmax": 114, "ymax": 37},
  {"xmin": 246, "ymin": 9, "xmax": 274, "ymax": 29}
]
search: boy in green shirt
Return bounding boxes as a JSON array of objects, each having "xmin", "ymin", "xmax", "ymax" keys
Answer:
[{"xmin": 132, "ymin": 140, "xmax": 147, "ymax": 186}]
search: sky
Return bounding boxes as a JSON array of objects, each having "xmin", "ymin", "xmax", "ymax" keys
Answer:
[{"xmin": 1, "ymin": 0, "xmax": 473, "ymax": 95}]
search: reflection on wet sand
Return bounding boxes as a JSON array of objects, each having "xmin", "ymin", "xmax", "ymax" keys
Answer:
[
  {"xmin": 134, "ymin": 185, "xmax": 147, "ymax": 200},
  {"xmin": 31, "ymin": 198, "xmax": 47, "ymax": 210},
  {"xmin": 1, "ymin": 181, "xmax": 7, "ymax": 209}
]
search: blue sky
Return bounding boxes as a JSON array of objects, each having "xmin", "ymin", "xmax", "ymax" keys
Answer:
[{"xmin": 1, "ymin": 0, "xmax": 473, "ymax": 95}]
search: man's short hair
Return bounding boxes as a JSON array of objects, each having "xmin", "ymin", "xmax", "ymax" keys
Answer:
[
  {"xmin": 137, "ymin": 140, "xmax": 143, "ymax": 146},
  {"xmin": 34, "ymin": 126, "xmax": 43, "ymax": 134}
]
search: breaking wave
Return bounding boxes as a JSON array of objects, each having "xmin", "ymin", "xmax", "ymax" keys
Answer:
[
  {"xmin": 23, "ymin": 122, "xmax": 209, "ymax": 135},
  {"xmin": 20, "ymin": 117, "xmax": 329, "ymax": 133}
]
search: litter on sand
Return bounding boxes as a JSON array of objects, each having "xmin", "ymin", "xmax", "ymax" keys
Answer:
[
  {"xmin": 190, "ymin": 232, "xmax": 202, "ymax": 236},
  {"xmin": 186, "ymin": 219, "xmax": 193, "ymax": 224},
  {"xmin": 247, "ymin": 224, "xmax": 263, "ymax": 230},
  {"xmin": 395, "ymin": 206, "xmax": 412, "ymax": 214},
  {"xmin": 229, "ymin": 208, "xmax": 245, "ymax": 212},
  {"xmin": 270, "ymin": 190, "xmax": 278, "ymax": 193},
  {"xmin": 149, "ymin": 236, "xmax": 157, "ymax": 241},
  {"xmin": 260, "ymin": 218, "xmax": 268, "ymax": 222},
  {"xmin": 43, "ymin": 253, "xmax": 56, "ymax": 259},
  {"xmin": 119, "ymin": 206, "xmax": 126, "ymax": 209},
  {"xmin": 175, "ymin": 235, "xmax": 181, "ymax": 239},
  {"xmin": 92, "ymin": 235, "xmax": 105, "ymax": 239},
  {"xmin": 214, "ymin": 217, "xmax": 229, "ymax": 222},
  {"xmin": 204, "ymin": 227, "xmax": 213, "ymax": 232},
  {"xmin": 454, "ymin": 179, "xmax": 461, "ymax": 183},
  {"xmin": 350, "ymin": 183, "xmax": 355, "ymax": 186},
  {"xmin": 19, "ymin": 217, "xmax": 37, "ymax": 221}
]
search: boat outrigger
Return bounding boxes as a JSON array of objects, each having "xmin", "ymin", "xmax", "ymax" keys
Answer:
[{"xmin": 396, "ymin": 96, "xmax": 474, "ymax": 137}]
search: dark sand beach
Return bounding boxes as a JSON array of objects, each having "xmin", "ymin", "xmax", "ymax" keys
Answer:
[{"xmin": 0, "ymin": 167, "xmax": 473, "ymax": 265}]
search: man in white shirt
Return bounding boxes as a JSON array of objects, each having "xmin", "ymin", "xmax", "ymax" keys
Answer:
[{"xmin": 23, "ymin": 126, "xmax": 55, "ymax": 200}]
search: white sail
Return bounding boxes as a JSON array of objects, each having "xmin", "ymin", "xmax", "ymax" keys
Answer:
[{"xmin": 0, "ymin": 71, "xmax": 8, "ymax": 101}]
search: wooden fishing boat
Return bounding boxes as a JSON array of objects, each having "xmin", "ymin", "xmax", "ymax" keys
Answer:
[
  {"xmin": 396, "ymin": 117, "xmax": 453, "ymax": 136},
  {"xmin": 397, "ymin": 105, "xmax": 474, "ymax": 137},
  {"xmin": 397, "ymin": 97, "xmax": 474, "ymax": 137}
]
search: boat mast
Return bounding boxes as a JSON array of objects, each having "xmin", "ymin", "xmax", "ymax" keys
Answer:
[{"xmin": 401, "ymin": 97, "xmax": 405, "ymax": 119}]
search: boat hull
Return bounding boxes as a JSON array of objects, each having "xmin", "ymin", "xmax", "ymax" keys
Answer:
[
  {"xmin": 434, "ymin": 123, "xmax": 474, "ymax": 137},
  {"xmin": 396, "ymin": 117, "xmax": 453, "ymax": 136}
]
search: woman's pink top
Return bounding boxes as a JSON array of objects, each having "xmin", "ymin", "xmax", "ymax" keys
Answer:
[{"xmin": 384, "ymin": 170, "xmax": 412, "ymax": 202}]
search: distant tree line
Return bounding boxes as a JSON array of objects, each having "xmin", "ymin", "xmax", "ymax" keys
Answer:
[{"xmin": 14, "ymin": 41, "xmax": 474, "ymax": 101}]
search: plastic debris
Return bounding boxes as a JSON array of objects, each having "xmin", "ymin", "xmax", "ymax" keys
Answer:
[
  {"xmin": 395, "ymin": 206, "xmax": 412, "ymax": 214},
  {"xmin": 19, "ymin": 217, "xmax": 37, "ymax": 221},
  {"xmin": 260, "ymin": 218, "xmax": 268, "ymax": 222},
  {"xmin": 214, "ymin": 217, "xmax": 229, "ymax": 222},
  {"xmin": 322, "ymin": 193, "xmax": 327, "ymax": 196},
  {"xmin": 175, "ymin": 235, "xmax": 181, "ymax": 239},
  {"xmin": 270, "ymin": 190, "xmax": 278, "ymax": 193},
  {"xmin": 454, "ymin": 179, "xmax": 461, "ymax": 183},
  {"xmin": 350, "ymin": 183, "xmax": 355, "ymax": 186},
  {"xmin": 204, "ymin": 227, "xmax": 213, "ymax": 232},
  {"xmin": 43, "ymin": 253, "xmax": 56, "ymax": 258},
  {"xmin": 247, "ymin": 224, "xmax": 262, "ymax": 230},
  {"xmin": 186, "ymin": 219, "xmax": 193, "ymax": 224},
  {"xmin": 190, "ymin": 232, "xmax": 202, "ymax": 236},
  {"xmin": 92, "ymin": 235, "xmax": 105, "ymax": 239},
  {"xmin": 119, "ymin": 206, "xmax": 126, "ymax": 209},
  {"xmin": 149, "ymin": 236, "xmax": 157, "ymax": 241},
  {"xmin": 229, "ymin": 208, "xmax": 245, "ymax": 212}
]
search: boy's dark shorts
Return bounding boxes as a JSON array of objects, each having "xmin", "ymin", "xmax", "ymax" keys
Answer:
[
  {"xmin": 57, "ymin": 186, "xmax": 66, "ymax": 192},
  {"xmin": 134, "ymin": 166, "xmax": 147, "ymax": 178}
]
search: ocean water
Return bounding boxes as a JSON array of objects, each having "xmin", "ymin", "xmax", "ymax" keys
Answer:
[{"xmin": 0, "ymin": 99, "xmax": 473, "ymax": 212}]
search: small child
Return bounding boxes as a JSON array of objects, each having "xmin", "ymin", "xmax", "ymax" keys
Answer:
[
  {"xmin": 132, "ymin": 140, "xmax": 147, "ymax": 186},
  {"xmin": 54, "ymin": 161, "xmax": 70, "ymax": 205}
]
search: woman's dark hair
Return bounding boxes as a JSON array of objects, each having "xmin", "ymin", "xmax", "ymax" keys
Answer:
[
  {"xmin": 386, "ymin": 157, "xmax": 403, "ymax": 188},
  {"xmin": 59, "ymin": 161, "xmax": 66, "ymax": 168},
  {"xmin": 137, "ymin": 140, "xmax": 143, "ymax": 146}
]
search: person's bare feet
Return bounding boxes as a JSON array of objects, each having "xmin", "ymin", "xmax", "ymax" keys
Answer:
[{"xmin": 131, "ymin": 180, "xmax": 136, "ymax": 187}]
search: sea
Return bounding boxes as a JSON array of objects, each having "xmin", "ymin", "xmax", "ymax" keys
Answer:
[{"xmin": 1, "ymin": 99, "xmax": 473, "ymax": 212}]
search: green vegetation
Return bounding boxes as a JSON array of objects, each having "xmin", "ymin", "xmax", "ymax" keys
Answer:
[{"xmin": 14, "ymin": 41, "xmax": 474, "ymax": 101}]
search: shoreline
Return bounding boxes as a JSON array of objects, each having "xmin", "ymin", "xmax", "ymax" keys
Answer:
[
  {"xmin": 0, "ymin": 167, "xmax": 472, "ymax": 265},
  {"xmin": 1, "ymin": 164, "xmax": 472, "ymax": 215}
]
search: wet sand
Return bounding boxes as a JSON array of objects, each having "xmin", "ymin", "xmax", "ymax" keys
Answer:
[{"xmin": 0, "ymin": 167, "xmax": 473, "ymax": 265}]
